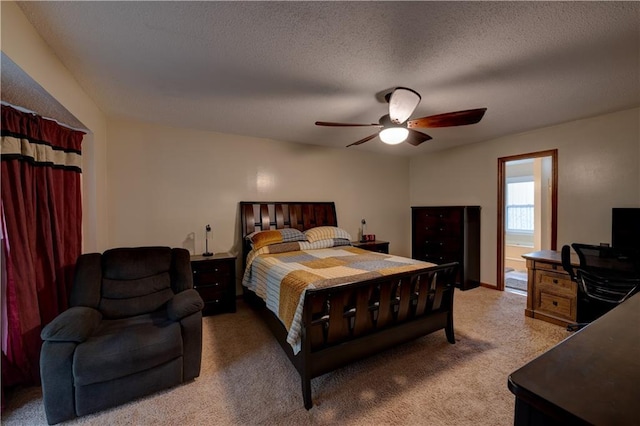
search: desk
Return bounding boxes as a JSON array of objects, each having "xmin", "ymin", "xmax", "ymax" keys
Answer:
[
  {"xmin": 522, "ymin": 250, "xmax": 578, "ymax": 327},
  {"xmin": 508, "ymin": 293, "xmax": 640, "ymax": 425}
]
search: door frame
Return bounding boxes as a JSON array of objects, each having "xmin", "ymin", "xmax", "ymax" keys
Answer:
[{"xmin": 497, "ymin": 149, "xmax": 558, "ymax": 290}]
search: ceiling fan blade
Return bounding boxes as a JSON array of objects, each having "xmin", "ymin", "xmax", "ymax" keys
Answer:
[
  {"xmin": 346, "ymin": 133, "xmax": 379, "ymax": 147},
  {"xmin": 405, "ymin": 129, "xmax": 432, "ymax": 146},
  {"xmin": 407, "ymin": 108, "xmax": 487, "ymax": 129},
  {"xmin": 316, "ymin": 121, "xmax": 381, "ymax": 127},
  {"xmin": 388, "ymin": 87, "xmax": 421, "ymax": 124}
]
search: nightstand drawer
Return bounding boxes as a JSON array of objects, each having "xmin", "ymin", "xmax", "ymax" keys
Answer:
[
  {"xmin": 192, "ymin": 270, "xmax": 230, "ymax": 288},
  {"xmin": 195, "ymin": 285, "xmax": 227, "ymax": 302},
  {"xmin": 192, "ymin": 260, "xmax": 231, "ymax": 275}
]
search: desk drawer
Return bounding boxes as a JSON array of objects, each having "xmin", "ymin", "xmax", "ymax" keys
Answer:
[
  {"xmin": 538, "ymin": 291, "xmax": 573, "ymax": 319},
  {"xmin": 537, "ymin": 271, "xmax": 574, "ymax": 292},
  {"xmin": 534, "ymin": 261, "xmax": 565, "ymax": 273}
]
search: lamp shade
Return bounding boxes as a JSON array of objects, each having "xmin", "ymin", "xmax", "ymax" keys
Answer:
[{"xmin": 379, "ymin": 127, "xmax": 409, "ymax": 144}]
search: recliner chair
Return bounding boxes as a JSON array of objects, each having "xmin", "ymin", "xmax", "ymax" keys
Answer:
[{"xmin": 40, "ymin": 247, "xmax": 204, "ymax": 424}]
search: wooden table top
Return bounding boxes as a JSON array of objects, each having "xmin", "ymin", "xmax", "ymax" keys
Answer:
[
  {"xmin": 522, "ymin": 249, "xmax": 579, "ymax": 266},
  {"xmin": 508, "ymin": 292, "xmax": 640, "ymax": 424}
]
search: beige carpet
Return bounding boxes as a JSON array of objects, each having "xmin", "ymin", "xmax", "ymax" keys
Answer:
[{"xmin": 2, "ymin": 287, "xmax": 570, "ymax": 425}]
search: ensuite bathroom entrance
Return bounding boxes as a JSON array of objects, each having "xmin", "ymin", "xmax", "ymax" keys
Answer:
[{"xmin": 497, "ymin": 150, "xmax": 557, "ymax": 293}]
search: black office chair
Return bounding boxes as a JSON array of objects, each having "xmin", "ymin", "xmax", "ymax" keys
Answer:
[{"xmin": 561, "ymin": 243, "xmax": 640, "ymax": 331}]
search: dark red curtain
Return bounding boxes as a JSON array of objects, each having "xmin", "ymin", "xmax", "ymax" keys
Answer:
[{"xmin": 1, "ymin": 105, "xmax": 84, "ymax": 395}]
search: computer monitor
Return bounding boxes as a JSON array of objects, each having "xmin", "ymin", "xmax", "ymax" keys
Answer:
[{"xmin": 612, "ymin": 208, "xmax": 640, "ymax": 249}]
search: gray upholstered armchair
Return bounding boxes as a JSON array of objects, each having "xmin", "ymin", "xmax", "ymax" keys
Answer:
[{"xmin": 40, "ymin": 247, "xmax": 204, "ymax": 424}]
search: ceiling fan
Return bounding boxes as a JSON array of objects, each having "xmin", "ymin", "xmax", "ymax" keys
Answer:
[{"xmin": 315, "ymin": 87, "xmax": 487, "ymax": 147}]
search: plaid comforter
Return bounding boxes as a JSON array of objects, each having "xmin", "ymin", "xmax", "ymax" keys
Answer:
[{"xmin": 242, "ymin": 244, "xmax": 435, "ymax": 354}]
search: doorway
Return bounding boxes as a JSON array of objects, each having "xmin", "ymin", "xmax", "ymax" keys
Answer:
[{"xmin": 497, "ymin": 150, "xmax": 558, "ymax": 291}]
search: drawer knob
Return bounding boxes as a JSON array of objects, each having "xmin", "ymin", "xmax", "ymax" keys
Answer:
[
  {"xmin": 425, "ymin": 226, "xmax": 429, "ymax": 230},
  {"xmin": 214, "ymin": 268, "xmax": 219, "ymax": 272},
  {"xmin": 193, "ymin": 271, "xmax": 197, "ymax": 274},
  {"xmin": 553, "ymin": 279, "xmax": 558, "ymax": 284},
  {"xmin": 553, "ymin": 301, "xmax": 558, "ymax": 306}
]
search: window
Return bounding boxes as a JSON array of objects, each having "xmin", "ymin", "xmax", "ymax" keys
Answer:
[{"xmin": 506, "ymin": 179, "xmax": 534, "ymax": 233}]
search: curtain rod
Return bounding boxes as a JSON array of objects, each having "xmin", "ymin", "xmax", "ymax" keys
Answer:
[{"xmin": 1, "ymin": 101, "xmax": 89, "ymax": 134}]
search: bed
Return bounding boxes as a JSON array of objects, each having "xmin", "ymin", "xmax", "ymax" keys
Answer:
[{"xmin": 240, "ymin": 201, "xmax": 458, "ymax": 409}]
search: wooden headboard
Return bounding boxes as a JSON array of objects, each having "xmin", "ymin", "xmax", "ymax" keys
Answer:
[{"xmin": 239, "ymin": 201, "xmax": 337, "ymax": 261}]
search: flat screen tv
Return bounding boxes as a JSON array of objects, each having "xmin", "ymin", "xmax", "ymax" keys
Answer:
[{"xmin": 612, "ymin": 208, "xmax": 640, "ymax": 249}]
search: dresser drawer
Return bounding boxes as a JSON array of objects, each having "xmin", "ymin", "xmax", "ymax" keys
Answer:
[
  {"xmin": 421, "ymin": 237, "xmax": 461, "ymax": 253},
  {"xmin": 415, "ymin": 250, "xmax": 458, "ymax": 264},
  {"xmin": 415, "ymin": 222, "xmax": 462, "ymax": 238},
  {"xmin": 414, "ymin": 208, "xmax": 462, "ymax": 224}
]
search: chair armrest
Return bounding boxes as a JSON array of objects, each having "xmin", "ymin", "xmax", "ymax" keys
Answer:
[
  {"xmin": 167, "ymin": 289, "xmax": 204, "ymax": 321},
  {"xmin": 41, "ymin": 306, "xmax": 102, "ymax": 342}
]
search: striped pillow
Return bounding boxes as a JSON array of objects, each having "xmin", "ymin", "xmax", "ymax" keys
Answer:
[
  {"xmin": 247, "ymin": 228, "xmax": 307, "ymax": 250},
  {"xmin": 304, "ymin": 226, "xmax": 352, "ymax": 243}
]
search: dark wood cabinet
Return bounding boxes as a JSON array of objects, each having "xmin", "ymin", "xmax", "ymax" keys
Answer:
[
  {"xmin": 412, "ymin": 206, "xmax": 481, "ymax": 290},
  {"xmin": 191, "ymin": 253, "xmax": 236, "ymax": 316},
  {"xmin": 351, "ymin": 240, "xmax": 389, "ymax": 254}
]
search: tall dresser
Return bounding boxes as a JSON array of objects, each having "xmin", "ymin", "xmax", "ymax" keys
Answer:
[{"xmin": 412, "ymin": 206, "xmax": 481, "ymax": 290}]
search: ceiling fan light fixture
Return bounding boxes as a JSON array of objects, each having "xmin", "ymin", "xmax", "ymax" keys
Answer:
[
  {"xmin": 388, "ymin": 87, "xmax": 421, "ymax": 124},
  {"xmin": 379, "ymin": 127, "xmax": 409, "ymax": 145}
]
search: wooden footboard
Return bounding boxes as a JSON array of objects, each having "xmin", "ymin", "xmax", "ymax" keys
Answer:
[{"xmin": 244, "ymin": 262, "xmax": 458, "ymax": 409}]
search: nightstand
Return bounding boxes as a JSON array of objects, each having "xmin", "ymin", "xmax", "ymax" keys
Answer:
[
  {"xmin": 190, "ymin": 253, "xmax": 236, "ymax": 316},
  {"xmin": 351, "ymin": 240, "xmax": 389, "ymax": 254}
]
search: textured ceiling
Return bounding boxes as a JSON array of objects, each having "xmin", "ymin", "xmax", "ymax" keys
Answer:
[
  {"xmin": 1, "ymin": 53, "xmax": 86, "ymax": 130},
  {"xmin": 7, "ymin": 1, "xmax": 640, "ymax": 155}
]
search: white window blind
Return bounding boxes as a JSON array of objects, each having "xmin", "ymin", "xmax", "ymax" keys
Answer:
[{"xmin": 506, "ymin": 180, "xmax": 534, "ymax": 232}]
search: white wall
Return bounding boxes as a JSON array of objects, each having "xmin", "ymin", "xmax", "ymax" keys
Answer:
[
  {"xmin": 1, "ymin": 1, "xmax": 109, "ymax": 252},
  {"xmin": 410, "ymin": 107, "xmax": 640, "ymax": 288},
  {"xmin": 106, "ymin": 118, "xmax": 411, "ymax": 260}
]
